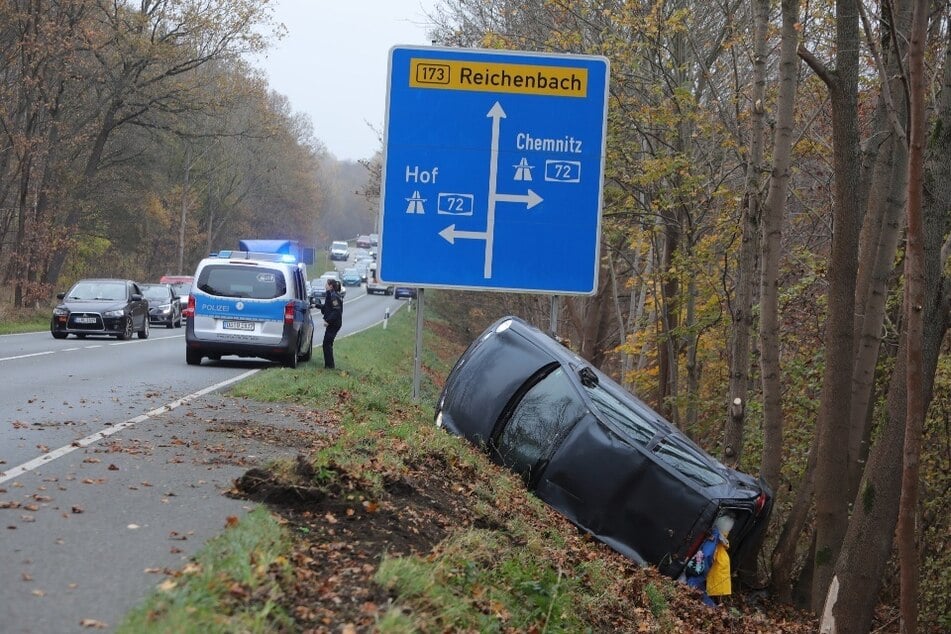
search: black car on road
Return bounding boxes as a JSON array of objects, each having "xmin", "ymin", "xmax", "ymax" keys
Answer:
[
  {"xmin": 140, "ymin": 283, "xmax": 183, "ymax": 328},
  {"xmin": 435, "ymin": 316, "xmax": 772, "ymax": 579},
  {"xmin": 51, "ymin": 279, "xmax": 150, "ymax": 340}
]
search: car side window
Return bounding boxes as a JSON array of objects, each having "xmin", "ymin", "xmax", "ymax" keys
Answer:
[{"xmin": 495, "ymin": 367, "xmax": 587, "ymax": 482}]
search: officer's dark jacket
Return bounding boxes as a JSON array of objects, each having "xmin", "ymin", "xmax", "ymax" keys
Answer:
[{"xmin": 320, "ymin": 290, "xmax": 343, "ymax": 327}]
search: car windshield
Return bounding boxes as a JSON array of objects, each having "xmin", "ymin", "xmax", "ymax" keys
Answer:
[
  {"xmin": 169, "ymin": 282, "xmax": 191, "ymax": 297},
  {"xmin": 68, "ymin": 281, "xmax": 126, "ymax": 301},
  {"xmin": 141, "ymin": 285, "xmax": 171, "ymax": 301}
]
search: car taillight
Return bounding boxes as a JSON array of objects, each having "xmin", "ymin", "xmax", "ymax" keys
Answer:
[
  {"xmin": 182, "ymin": 295, "xmax": 195, "ymax": 318},
  {"xmin": 754, "ymin": 492, "xmax": 768, "ymax": 515},
  {"xmin": 284, "ymin": 301, "xmax": 295, "ymax": 324}
]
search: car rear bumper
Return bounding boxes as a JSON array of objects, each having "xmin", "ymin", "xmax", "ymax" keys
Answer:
[{"xmin": 185, "ymin": 320, "xmax": 305, "ymax": 360}]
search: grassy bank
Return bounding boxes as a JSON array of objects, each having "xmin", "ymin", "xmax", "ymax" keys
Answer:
[{"xmin": 117, "ymin": 307, "xmax": 816, "ymax": 633}]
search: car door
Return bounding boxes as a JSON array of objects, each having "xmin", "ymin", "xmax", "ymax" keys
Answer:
[{"xmin": 130, "ymin": 282, "xmax": 148, "ymax": 329}]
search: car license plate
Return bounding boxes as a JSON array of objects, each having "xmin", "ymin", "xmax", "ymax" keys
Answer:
[
  {"xmin": 75, "ymin": 317, "xmax": 96, "ymax": 324},
  {"xmin": 222, "ymin": 320, "xmax": 255, "ymax": 331}
]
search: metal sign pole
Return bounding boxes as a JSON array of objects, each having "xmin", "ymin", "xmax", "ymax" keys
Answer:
[
  {"xmin": 413, "ymin": 288, "xmax": 424, "ymax": 401},
  {"xmin": 550, "ymin": 295, "xmax": 559, "ymax": 334}
]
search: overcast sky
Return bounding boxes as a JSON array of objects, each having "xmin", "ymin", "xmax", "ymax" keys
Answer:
[{"xmin": 252, "ymin": 1, "xmax": 439, "ymax": 162}]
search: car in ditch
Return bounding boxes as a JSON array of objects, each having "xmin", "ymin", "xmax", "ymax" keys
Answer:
[
  {"xmin": 51, "ymin": 278, "xmax": 150, "ymax": 340},
  {"xmin": 434, "ymin": 316, "xmax": 773, "ymax": 579}
]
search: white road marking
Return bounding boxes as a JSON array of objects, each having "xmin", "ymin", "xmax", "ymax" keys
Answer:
[
  {"xmin": 0, "ymin": 351, "xmax": 54, "ymax": 362},
  {"xmin": 0, "ymin": 369, "xmax": 259, "ymax": 484},
  {"xmin": 0, "ymin": 334, "xmax": 184, "ymax": 363}
]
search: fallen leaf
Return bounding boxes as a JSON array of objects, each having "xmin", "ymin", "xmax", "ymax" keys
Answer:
[
  {"xmin": 158, "ymin": 579, "xmax": 177, "ymax": 592},
  {"xmin": 127, "ymin": 524, "xmax": 140, "ymax": 530},
  {"xmin": 79, "ymin": 618, "xmax": 108, "ymax": 629},
  {"xmin": 32, "ymin": 589, "xmax": 45, "ymax": 597},
  {"xmin": 71, "ymin": 506, "xmax": 84, "ymax": 514},
  {"xmin": 225, "ymin": 515, "xmax": 239, "ymax": 528},
  {"xmin": 21, "ymin": 572, "xmax": 32, "ymax": 582},
  {"xmin": 82, "ymin": 458, "xmax": 101, "ymax": 464},
  {"xmin": 107, "ymin": 464, "xmax": 119, "ymax": 471}
]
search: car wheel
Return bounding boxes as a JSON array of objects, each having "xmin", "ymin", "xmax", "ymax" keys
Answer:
[
  {"xmin": 300, "ymin": 334, "xmax": 313, "ymax": 362},
  {"xmin": 284, "ymin": 349, "xmax": 298, "ymax": 369},
  {"xmin": 118, "ymin": 316, "xmax": 133, "ymax": 340},
  {"xmin": 186, "ymin": 349, "xmax": 202, "ymax": 365},
  {"xmin": 176, "ymin": 313, "xmax": 183, "ymax": 328},
  {"xmin": 76, "ymin": 333, "xmax": 86, "ymax": 339},
  {"xmin": 208, "ymin": 354, "xmax": 221, "ymax": 361},
  {"xmin": 138, "ymin": 317, "xmax": 149, "ymax": 339},
  {"xmin": 166, "ymin": 318, "xmax": 174, "ymax": 329},
  {"xmin": 52, "ymin": 331, "xmax": 68, "ymax": 339}
]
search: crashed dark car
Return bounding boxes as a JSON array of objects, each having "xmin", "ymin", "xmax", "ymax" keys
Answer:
[{"xmin": 434, "ymin": 316, "xmax": 772, "ymax": 579}]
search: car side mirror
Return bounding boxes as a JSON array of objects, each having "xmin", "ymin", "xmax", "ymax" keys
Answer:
[
  {"xmin": 57, "ymin": 292, "xmax": 65, "ymax": 300},
  {"xmin": 131, "ymin": 293, "xmax": 143, "ymax": 301}
]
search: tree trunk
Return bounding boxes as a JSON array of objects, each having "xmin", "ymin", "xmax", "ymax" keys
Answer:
[
  {"xmin": 820, "ymin": 22, "xmax": 951, "ymax": 631},
  {"xmin": 722, "ymin": 0, "xmax": 768, "ymax": 466},
  {"xmin": 896, "ymin": 2, "xmax": 929, "ymax": 630},
  {"xmin": 760, "ymin": 0, "xmax": 801, "ymax": 497},
  {"xmin": 799, "ymin": 0, "xmax": 863, "ymax": 610}
]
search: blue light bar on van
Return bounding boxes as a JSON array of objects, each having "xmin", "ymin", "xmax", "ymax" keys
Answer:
[{"xmin": 213, "ymin": 250, "xmax": 297, "ymax": 263}]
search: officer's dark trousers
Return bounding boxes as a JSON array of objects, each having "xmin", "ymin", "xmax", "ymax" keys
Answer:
[{"xmin": 322, "ymin": 323, "xmax": 341, "ymax": 368}]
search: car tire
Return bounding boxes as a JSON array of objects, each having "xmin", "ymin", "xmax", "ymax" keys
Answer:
[
  {"xmin": 186, "ymin": 349, "xmax": 202, "ymax": 365},
  {"xmin": 167, "ymin": 318, "xmax": 174, "ymax": 329},
  {"xmin": 300, "ymin": 334, "xmax": 313, "ymax": 362},
  {"xmin": 52, "ymin": 331, "xmax": 68, "ymax": 339},
  {"xmin": 118, "ymin": 317, "xmax": 134, "ymax": 340},
  {"xmin": 138, "ymin": 317, "xmax": 149, "ymax": 339},
  {"xmin": 284, "ymin": 349, "xmax": 298, "ymax": 369}
]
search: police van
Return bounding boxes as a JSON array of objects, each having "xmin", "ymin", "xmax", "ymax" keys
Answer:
[{"xmin": 184, "ymin": 251, "xmax": 314, "ymax": 368}]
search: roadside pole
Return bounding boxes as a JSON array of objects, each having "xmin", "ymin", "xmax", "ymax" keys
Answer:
[
  {"xmin": 413, "ymin": 288, "xmax": 424, "ymax": 401},
  {"xmin": 550, "ymin": 295, "xmax": 559, "ymax": 334}
]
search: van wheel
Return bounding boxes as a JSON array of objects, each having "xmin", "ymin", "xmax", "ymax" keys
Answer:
[
  {"xmin": 284, "ymin": 350, "xmax": 298, "ymax": 369},
  {"xmin": 300, "ymin": 335, "xmax": 313, "ymax": 362},
  {"xmin": 186, "ymin": 349, "xmax": 202, "ymax": 365}
]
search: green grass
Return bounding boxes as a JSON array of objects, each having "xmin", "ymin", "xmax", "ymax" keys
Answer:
[
  {"xmin": 117, "ymin": 508, "xmax": 294, "ymax": 634},
  {"xmin": 118, "ymin": 307, "xmax": 676, "ymax": 632},
  {"xmin": 0, "ymin": 313, "xmax": 48, "ymax": 334}
]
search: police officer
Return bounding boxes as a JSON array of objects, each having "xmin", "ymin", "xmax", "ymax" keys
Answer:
[{"xmin": 319, "ymin": 278, "xmax": 343, "ymax": 369}]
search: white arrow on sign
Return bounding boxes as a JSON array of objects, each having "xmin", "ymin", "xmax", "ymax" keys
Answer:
[
  {"xmin": 438, "ymin": 101, "xmax": 545, "ymax": 279},
  {"xmin": 496, "ymin": 189, "xmax": 543, "ymax": 209},
  {"xmin": 439, "ymin": 225, "xmax": 487, "ymax": 244}
]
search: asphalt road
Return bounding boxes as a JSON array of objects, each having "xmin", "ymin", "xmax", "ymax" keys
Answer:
[{"xmin": 0, "ymin": 284, "xmax": 408, "ymax": 633}]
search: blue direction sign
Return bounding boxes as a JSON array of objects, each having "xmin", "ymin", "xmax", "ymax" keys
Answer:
[{"xmin": 379, "ymin": 46, "xmax": 609, "ymax": 294}]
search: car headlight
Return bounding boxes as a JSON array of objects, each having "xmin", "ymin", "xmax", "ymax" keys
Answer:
[
  {"xmin": 159, "ymin": 303, "xmax": 171, "ymax": 313},
  {"xmin": 53, "ymin": 307, "xmax": 68, "ymax": 316},
  {"xmin": 103, "ymin": 309, "xmax": 125, "ymax": 317}
]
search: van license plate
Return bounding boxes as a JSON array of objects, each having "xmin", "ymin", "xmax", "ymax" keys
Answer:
[{"xmin": 222, "ymin": 320, "xmax": 254, "ymax": 331}]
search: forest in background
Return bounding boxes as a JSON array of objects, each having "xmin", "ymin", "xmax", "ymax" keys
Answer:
[
  {"xmin": 0, "ymin": 0, "xmax": 376, "ymax": 307},
  {"xmin": 1, "ymin": 0, "xmax": 950, "ymax": 632},
  {"xmin": 419, "ymin": 1, "xmax": 951, "ymax": 632}
]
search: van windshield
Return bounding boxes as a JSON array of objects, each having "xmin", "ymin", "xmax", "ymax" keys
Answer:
[{"xmin": 196, "ymin": 265, "xmax": 286, "ymax": 299}]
